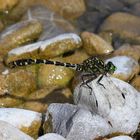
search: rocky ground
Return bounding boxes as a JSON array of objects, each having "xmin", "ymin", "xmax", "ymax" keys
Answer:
[{"xmin": 0, "ymin": 0, "xmax": 140, "ymax": 140}]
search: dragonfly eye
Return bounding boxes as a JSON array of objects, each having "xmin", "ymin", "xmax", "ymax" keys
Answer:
[{"xmin": 106, "ymin": 61, "xmax": 117, "ymax": 74}]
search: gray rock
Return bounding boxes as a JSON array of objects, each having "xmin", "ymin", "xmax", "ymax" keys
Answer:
[{"xmin": 73, "ymin": 77, "xmax": 140, "ymax": 136}]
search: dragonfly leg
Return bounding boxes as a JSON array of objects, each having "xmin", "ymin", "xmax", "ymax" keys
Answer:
[
  {"xmin": 80, "ymin": 73, "xmax": 95, "ymax": 87},
  {"xmin": 97, "ymin": 75, "xmax": 105, "ymax": 89}
]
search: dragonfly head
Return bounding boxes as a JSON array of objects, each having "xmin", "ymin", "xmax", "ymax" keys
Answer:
[{"xmin": 105, "ymin": 61, "xmax": 117, "ymax": 74}]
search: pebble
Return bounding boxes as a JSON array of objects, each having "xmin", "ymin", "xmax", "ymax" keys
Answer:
[
  {"xmin": 37, "ymin": 133, "xmax": 66, "ymax": 140},
  {"xmin": 38, "ymin": 58, "xmax": 74, "ymax": 88},
  {"xmin": 0, "ymin": 68, "xmax": 37, "ymax": 107},
  {"xmin": 5, "ymin": 33, "xmax": 82, "ymax": 64},
  {"xmin": 22, "ymin": 5, "xmax": 77, "ymax": 41},
  {"xmin": 99, "ymin": 12, "xmax": 140, "ymax": 45},
  {"xmin": 44, "ymin": 0, "xmax": 86, "ymax": 19},
  {"xmin": 105, "ymin": 56, "xmax": 140, "ymax": 81},
  {"xmin": 0, "ymin": 20, "xmax": 43, "ymax": 61},
  {"xmin": 0, "ymin": 108, "xmax": 42, "ymax": 138},
  {"xmin": 22, "ymin": 87, "xmax": 73, "ymax": 113},
  {"xmin": 131, "ymin": 75, "xmax": 140, "ymax": 92},
  {"xmin": 0, "ymin": 120, "xmax": 34, "ymax": 140},
  {"xmin": 81, "ymin": 31, "xmax": 114, "ymax": 55},
  {"xmin": 73, "ymin": 76, "xmax": 140, "ymax": 138},
  {"xmin": 0, "ymin": 0, "xmax": 18, "ymax": 11},
  {"xmin": 105, "ymin": 135, "xmax": 133, "ymax": 140},
  {"xmin": 113, "ymin": 44, "xmax": 140, "ymax": 61}
]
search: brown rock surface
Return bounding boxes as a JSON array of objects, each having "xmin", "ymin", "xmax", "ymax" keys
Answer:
[
  {"xmin": 81, "ymin": 32, "xmax": 114, "ymax": 55},
  {"xmin": 113, "ymin": 44, "xmax": 140, "ymax": 61},
  {"xmin": 44, "ymin": 0, "xmax": 86, "ymax": 19},
  {"xmin": 0, "ymin": 0, "xmax": 19, "ymax": 11},
  {"xmin": 99, "ymin": 12, "xmax": 140, "ymax": 44},
  {"xmin": 131, "ymin": 75, "xmax": 140, "ymax": 92},
  {"xmin": 38, "ymin": 58, "xmax": 75, "ymax": 89},
  {"xmin": 22, "ymin": 88, "xmax": 73, "ymax": 113}
]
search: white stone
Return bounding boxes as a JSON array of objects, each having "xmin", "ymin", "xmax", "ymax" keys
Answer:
[
  {"xmin": 8, "ymin": 41, "xmax": 42, "ymax": 55},
  {"xmin": 37, "ymin": 133, "xmax": 66, "ymax": 140},
  {"xmin": 109, "ymin": 135, "xmax": 133, "ymax": 140},
  {"xmin": 40, "ymin": 33, "xmax": 81, "ymax": 51},
  {"xmin": 73, "ymin": 76, "xmax": 140, "ymax": 138},
  {"xmin": 46, "ymin": 103, "xmax": 111, "ymax": 140},
  {"xmin": 105, "ymin": 56, "xmax": 139, "ymax": 76},
  {"xmin": 8, "ymin": 33, "xmax": 81, "ymax": 56},
  {"xmin": 0, "ymin": 108, "xmax": 41, "ymax": 128},
  {"xmin": 0, "ymin": 120, "xmax": 34, "ymax": 140}
]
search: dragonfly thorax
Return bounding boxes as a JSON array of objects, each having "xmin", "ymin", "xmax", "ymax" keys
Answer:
[{"xmin": 81, "ymin": 56, "xmax": 106, "ymax": 75}]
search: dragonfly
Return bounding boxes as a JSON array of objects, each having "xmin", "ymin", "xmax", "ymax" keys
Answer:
[{"xmin": 8, "ymin": 56, "xmax": 117, "ymax": 108}]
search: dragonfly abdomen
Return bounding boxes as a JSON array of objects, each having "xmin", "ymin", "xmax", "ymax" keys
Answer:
[{"xmin": 8, "ymin": 58, "xmax": 80, "ymax": 70}]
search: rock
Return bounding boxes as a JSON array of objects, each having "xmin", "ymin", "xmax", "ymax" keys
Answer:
[
  {"xmin": 44, "ymin": 0, "xmax": 86, "ymax": 19},
  {"xmin": 22, "ymin": 87, "xmax": 73, "ymax": 113},
  {"xmin": 22, "ymin": 5, "xmax": 77, "ymax": 40},
  {"xmin": 39, "ymin": 33, "xmax": 82, "ymax": 58},
  {"xmin": 113, "ymin": 44, "xmax": 140, "ymax": 61},
  {"xmin": 120, "ymin": 0, "xmax": 139, "ymax": 5},
  {"xmin": 63, "ymin": 49, "xmax": 89, "ymax": 64},
  {"xmin": 44, "ymin": 103, "xmax": 113, "ymax": 140},
  {"xmin": 38, "ymin": 58, "xmax": 74, "ymax": 89},
  {"xmin": 5, "ymin": 33, "xmax": 82, "ymax": 64},
  {"xmin": 0, "ymin": 21, "xmax": 4, "ymax": 32},
  {"xmin": 0, "ymin": 20, "xmax": 43, "ymax": 61},
  {"xmin": 131, "ymin": 75, "xmax": 140, "ymax": 92},
  {"xmin": 99, "ymin": 12, "xmax": 140, "ymax": 45},
  {"xmin": 0, "ymin": 120, "xmax": 34, "ymax": 140},
  {"xmin": 0, "ymin": 68, "xmax": 37, "ymax": 107},
  {"xmin": 77, "ymin": 0, "xmax": 124, "ymax": 32},
  {"xmin": 73, "ymin": 76, "xmax": 140, "ymax": 139},
  {"xmin": 105, "ymin": 135, "xmax": 133, "ymax": 140},
  {"xmin": 81, "ymin": 32, "xmax": 114, "ymax": 55},
  {"xmin": 0, "ymin": 108, "xmax": 42, "ymax": 138},
  {"xmin": 0, "ymin": 0, "xmax": 19, "ymax": 11},
  {"xmin": 131, "ymin": 2, "xmax": 140, "ymax": 16},
  {"xmin": 105, "ymin": 56, "xmax": 140, "ymax": 81},
  {"xmin": 37, "ymin": 133, "xmax": 66, "ymax": 140}
]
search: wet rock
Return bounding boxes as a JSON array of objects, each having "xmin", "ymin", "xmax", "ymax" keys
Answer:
[
  {"xmin": 22, "ymin": 5, "xmax": 77, "ymax": 40},
  {"xmin": 0, "ymin": 21, "xmax": 4, "ymax": 32},
  {"xmin": 113, "ymin": 44, "xmax": 140, "ymax": 61},
  {"xmin": 0, "ymin": 68, "xmax": 37, "ymax": 107},
  {"xmin": 99, "ymin": 12, "xmax": 140, "ymax": 45},
  {"xmin": 63, "ymin": 49, "xmax": 89, "ymax": 64},
  {"xmin": 4, "ymin": 0, "xmax": 37, "ymax": 23},
  {"xmin": 0, "ymin": 108, "xmax": 41, "ymax": 138},
  {"xmin": 81, "ymin": 32, "xmax": 114, "ymax": 55},
  {"xmin": 0, "ymin": 20, "xmax": 43, "ymax": 61},
  {"xmin": 0, "ymin": 0, "xmax": 19, "ymax": 11},
  {"xmin": 22, "ymin": 87, "xmax": 73, "ymax": 113},
  {"xmin": 120, "ymin": 0, "xmax": 139, "ymax": 5},
  {"xmin": 131, "ymin": 75, "xmax": 140, "ymax": 92},
  {"xmin": 37, "ymin": 133, "xmax": 66, "ymax": 140},
  {"xmin": 106, "ymin": 56, "xmax": 140, "ymax": 81},
  {"xmin": 5, "ymin": 33, "xmax": 82, "ymax": 64},
  {"xmin": 39, "ymin": 33, "xmax": 82, "ymax": 58},
  {"xmin": 86, "ymin": 0, "xmax": 124, "ymax": 13},
  {"xmin": 0, "ymin": 120, "xmax": 34, "ymax": 140},
  {"xmin": 73, "ymin": 76, "xmax": 140, "ymax": 139},
  {"xmin": 77, "ymin": 0, "xmax": 124, "ymax": 32},
  {"xmin": 44, "ymin": 0, "xmax": 86, "ymax": 19},
  {"xmin": 38, "ymin": 58, "xmax": 74, "ymax": 89}
]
